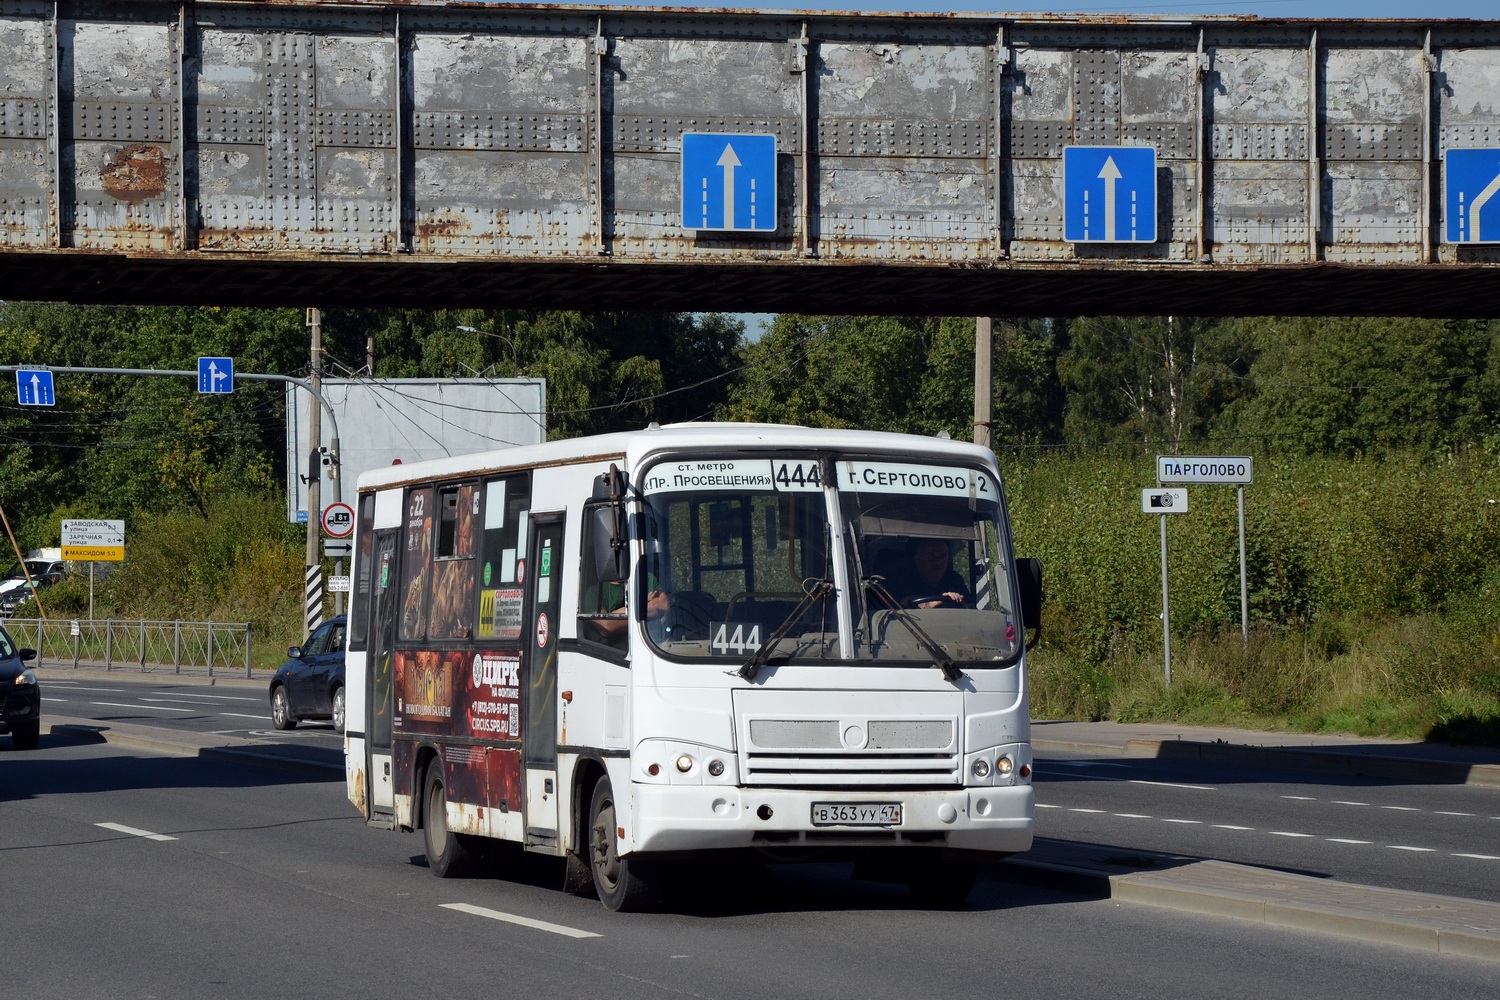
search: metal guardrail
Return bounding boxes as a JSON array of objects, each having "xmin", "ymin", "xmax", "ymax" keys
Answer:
[{"xmin": 2, "ymin": 618, "xmax": 253, "ymax": 678}]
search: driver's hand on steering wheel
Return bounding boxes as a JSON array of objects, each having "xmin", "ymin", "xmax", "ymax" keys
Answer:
[{"xmin": 915, "ymin": 591, "xmax": 966, "ymax": 609}]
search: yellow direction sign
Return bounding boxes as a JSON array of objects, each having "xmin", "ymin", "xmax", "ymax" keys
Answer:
[{"xmin": 61, "ymin": 518, "xmax": 125, "ymax": 561}]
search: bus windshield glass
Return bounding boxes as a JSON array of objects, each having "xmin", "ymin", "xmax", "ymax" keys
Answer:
[
  {"xmin": 839, "ymin": 458, "xmax": 1021, "ymax": 666},
  {"xmin": 641, "ymin": 458, "xmax": 836, "ymax": 662}
]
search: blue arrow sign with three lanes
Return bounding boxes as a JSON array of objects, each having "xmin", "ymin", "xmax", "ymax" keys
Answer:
[
  {"xmin": 1064, "ymin": 145, "xmax": 1158, "ymax": 244},
  {"xmin": 15, "ymin": 368, "xmax": 55, "ymax": 406},
  {"xmin": 198, "ymin": 356, "xmax": 234, "ymax": 394},
  {"xmin": 681, "ymin": 133, "xmax": 777, "ymax": 232}
]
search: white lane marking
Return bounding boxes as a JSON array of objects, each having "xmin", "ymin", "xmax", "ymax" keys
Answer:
[
  {"xmin": 42, "ymin": 697, "xmax": 69, "ymax": 703},
  {"xmin": 1161, "ymin": 818, "xmax": 1201, "ymax": 825},
  {"xmin": 49, "ymin": 686, "xmax": 126, "ymax": 693},
  {"xmin": 97, "ymin": 822, "xmax": 177, "ymax": 842},
  {"xmin": 1114, "ymin": 813, "xmax": 1153, "ymax": 819},
  {"xmin": 1067, "ymin": 808, "xmax": 1105, "ymax": 814},
  {"xmin": 90, "ymin": 701, "xmax": 196, "ymax": 713},
  {"xmin": 1269, "ymin": 831, "xmax": 1315, "ymax": 838},
  {"xmin": 1388, "ymin": 845, "xmax": 1436, "ymax": 853},
  {"xmin": 1381, "ymin": 805, "xmax": 1421, "ymax": 812},
  {"xmin": 150, "ymin": 693, "xmax": 261, "ymax": 703},
  {"xmin": 1128, "ymin": 780, "xmax": 1216, "ymax": 791},
  {"xmin": 1327, "ymin": 838, "xmax": 1372, "ymax": 845},
  {"xmin": 1454, "ymin": 853, "xmax": 1500, "ymax": 860},
  {"xmin": 220, "ymin": 713, "xmax": 272, "ymax": 721},
  {"xmin": 441, "ymin": 903, "xmax": 600, "ymax": 939},
  {"xmin": 1435, "ymin": 811, "xmax": 1475, "ymax": 817},
  {"xmin": 1280, "ymin": 795, "xmax": 1316, "ymax": 801},
  {"xmin": 1036, "ymin": 803, "xmax": 1062, "ymax": 809},
  {"xmin": 1332, "ymin": 801, "xmax": 1368, "ymax": 806},
  {"xmin": 1213, "ymin": 824, "xmax": 1254, "ymax": 831}
]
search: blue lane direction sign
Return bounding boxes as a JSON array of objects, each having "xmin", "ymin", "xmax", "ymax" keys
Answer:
[
  {"xmin": 1064, "ymin": 145, "xmax": 1158, "ymax": 243},
  {"xmin": 15, "ymin": 368, "xmax": 55, "ymax": 406},
  {"xmin": 198, "ymin": 356, "xmax": 234, "ymax": 394},
  {"xmin": 1444, "ymin": 148, "xmax": 1500, "ymax": 244},
  {"xmin": 681, "ymin": 133, "xmax": 777, "ymax": 232}
]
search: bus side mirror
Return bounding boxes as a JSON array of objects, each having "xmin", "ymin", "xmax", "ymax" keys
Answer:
[
  {"xmin": 590, "ymin": 506, "xmax": 628, "ymax": 584},
  {"xmin": 1016, "ymin": 557, "xmax": 1043, "ymax": 651}
]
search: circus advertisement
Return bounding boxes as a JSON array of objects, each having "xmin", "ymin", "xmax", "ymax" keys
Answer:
[{"xmin": 393, "ymin": 648, "xmax": 522, "ymax": 743}]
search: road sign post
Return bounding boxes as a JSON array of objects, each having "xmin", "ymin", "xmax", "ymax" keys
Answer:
[
  {"xmin": 1064, "ymin": 145, "xmax": 1158, "ymax": 243},
  {"xmin": 681, "ymin": 133, "xmax": 777, "ymax": 233},
  {"xmin": 1157, "ymin": 456, "xmax": 1254, "ymax": 646},
  {"xmin": 1142, "ymin": 489, "xmax": 1188, "ymax": 684}
]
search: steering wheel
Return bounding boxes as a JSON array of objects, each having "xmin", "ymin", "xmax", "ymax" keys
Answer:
[{"xmin": 903, "ymin": 593, "xmax": 968, "ymax": 610}]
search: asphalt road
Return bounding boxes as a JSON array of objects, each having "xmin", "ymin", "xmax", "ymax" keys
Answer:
[
  {"xmin": 37, "ymin": 674, "xmax": 1500, "ymax": 905},
  {"xmin": 6, "ymin": 734, "xmax": 1498, "ymax": 1000},
  {"xmin": 1034, "ymin": 750, "xmax": 1500, "ymax": 904}
]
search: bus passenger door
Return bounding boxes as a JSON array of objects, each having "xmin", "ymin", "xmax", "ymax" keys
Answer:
[
  {"xmin": 522, "ymin": 514, "xmax": 563, "ymax": 850},
  {"xmin": 367, "ymin": 529, "xmax": 400, "ymax": 817}
]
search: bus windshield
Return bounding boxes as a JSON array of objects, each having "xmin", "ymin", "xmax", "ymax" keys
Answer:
[
  {"xmin": 839, "ymin": 459, "xmax": 1021, "ymax": 666},
  {"xmin": 641, "ymin": 457, "xmax": 837, "ymax": 661},
  {"xmin": 639, "ymin": 454, "xmax": 1021, "ymax": 667}
]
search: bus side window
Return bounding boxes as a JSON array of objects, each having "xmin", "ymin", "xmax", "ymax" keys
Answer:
[
  {"xmin": 474, "ymin": 473, "xmax": 531, "ymax": 643},
  {"xmin": 577, "ymin": 502, "xmax": 628, "ymax": 650}
]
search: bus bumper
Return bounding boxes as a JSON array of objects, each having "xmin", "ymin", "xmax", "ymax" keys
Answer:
[{"xmin": 629, "ymin": 783, "xmax": 1033, "ymax": 855}]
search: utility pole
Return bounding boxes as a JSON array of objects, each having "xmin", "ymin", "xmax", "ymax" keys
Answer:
[
  {"xmin": 974, "ymin": 317, "xmax": 993, "ymax": 448},
  {"xmin": 304, "ymin": 308, "xmax": 324, "ymax": 635}
]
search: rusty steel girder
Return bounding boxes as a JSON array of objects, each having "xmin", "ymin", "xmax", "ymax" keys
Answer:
[{"xmin": 2, "ymin": 2, "xmax": 1500, "ymax": 315}]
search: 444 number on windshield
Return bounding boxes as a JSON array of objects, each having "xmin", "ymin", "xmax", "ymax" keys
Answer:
[{"xmin": 711, "ymin": 622, "xmax": 763, "ymax": 656}]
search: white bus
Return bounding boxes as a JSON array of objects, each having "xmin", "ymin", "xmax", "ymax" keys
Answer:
[{"xmin": 344, "ymin": 423, "xmax": 1042, "ymax": 910}]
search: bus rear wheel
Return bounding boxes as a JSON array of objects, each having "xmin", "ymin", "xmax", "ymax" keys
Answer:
[
  {"xmin": 588, "ymin": 775, "xmax": 660, "ymax": 911},
  {"xmin": 424, "ymin": 765, "xmax": 479, "ymax": 878}
]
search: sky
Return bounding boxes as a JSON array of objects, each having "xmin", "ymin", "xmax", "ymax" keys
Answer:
[{"xmin": 600, "ymin": 1, "xmax": 1496, "ymax": 19}]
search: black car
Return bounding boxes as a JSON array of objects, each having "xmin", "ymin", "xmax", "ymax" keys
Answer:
[
  {"xmin": 269, "ymin": 616, "xmax": 347, "ymax": 732},
  {"xmin": 0, "ymin": 624, "xmax": 41, "ymax": 750}
]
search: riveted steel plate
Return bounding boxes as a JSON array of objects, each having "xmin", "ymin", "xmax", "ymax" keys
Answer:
[
  {"xmin": 1211, "ymin": 124, "xmax": 1309, "ymax": 162},
  {"xmin": 72, "ymin": 102, "xmax": 172, "ymax": 143},
  {"xmin": 1323, "ymin": 161, "xmax": 1423, "ymax": 258},
  {"xmin": 1323, "ymin": 123, "xmax": 1423, "ymax": 161},
  {"xmin": 1206, "ymin": 46, "xmax": 1310, "ymax": 127},
  {"xmin": 411, "ymin": 111, "xmax": 588, "ymax": 153},
  {"xmin": 0, "ymin": 98, "xmax": 46, "ymax": 139},
  {"xmin": 612, "ymin": 115, "xmax": 798, "ymax": 155},
  {"xmin": 817, "ymin": 119, "xmax": 988, "ymax": 159}
]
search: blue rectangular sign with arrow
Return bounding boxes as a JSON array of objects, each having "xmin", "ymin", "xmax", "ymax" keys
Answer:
[
  {"xmin": 198, "ymin": 356, "xmax": 234, "ymax": 394},
  {"xmin": 1444, "ymin": 148, "xmax": 1500, "ymax": 244},
  {"xmin": 1063, "ymin": 145, "xmax": 1158, "ymax": 244},
  {"xmin": 681, "ymin": 133, "xmax": 777, "ymax": 233},
  {"xmin": 15, "ymin": 368, "xmax": 55, "ymax": 406}
]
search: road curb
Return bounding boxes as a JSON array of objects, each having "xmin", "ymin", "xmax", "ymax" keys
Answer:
[
  {"xmin": 1003, "ymin": 855, "xmax": 1500, "ymax": 961},
  {"xmin": 1033, "ymin": 736, "xmax": 1500, "ymax": 787}
]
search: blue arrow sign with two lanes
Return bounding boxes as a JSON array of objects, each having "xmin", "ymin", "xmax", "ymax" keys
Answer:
[
  {"xmin": 681, "ymin": 133, "xmax": 777, "ymax": 232},
  {"xmin": 1064, "ymin": 145, "xmax": 1158, "ymax": 244}
]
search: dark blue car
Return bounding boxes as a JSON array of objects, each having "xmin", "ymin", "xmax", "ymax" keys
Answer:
[
  {"xmin": 0, "ymin": 624, "xmax": 41, "ymax": 750},
  {"xmin": 269, "ymin": 616, "xmax": 347, "ymax": 732}
]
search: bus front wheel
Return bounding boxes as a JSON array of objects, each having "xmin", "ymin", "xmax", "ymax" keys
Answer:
[{"xmin": 588, "ymin": 775, "xmax": 661, "ymax": 912}]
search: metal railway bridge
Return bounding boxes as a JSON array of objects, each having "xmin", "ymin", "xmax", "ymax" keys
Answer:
[{"xmin": 3, "ymin": 1, "xmax": 1500, "ymax": 316}]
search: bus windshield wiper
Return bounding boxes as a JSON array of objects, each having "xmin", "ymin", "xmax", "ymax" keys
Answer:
[
  {"xmin": 863, "ymin": 577, "xmax": 964, "ymax": 683},
  {"xmin": 738, "ymin": 579, "xmax": 835, "ymax": 681}
]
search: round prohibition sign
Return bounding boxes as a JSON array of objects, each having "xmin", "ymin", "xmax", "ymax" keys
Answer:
[{"xmin": 321, "ymin": 501, "xmax": 355, "ymax": 538}]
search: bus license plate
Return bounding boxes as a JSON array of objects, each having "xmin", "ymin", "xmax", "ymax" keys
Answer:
[{"xmin": 810, "ymin": 802, "xmax": 903, "ymax": 826}]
